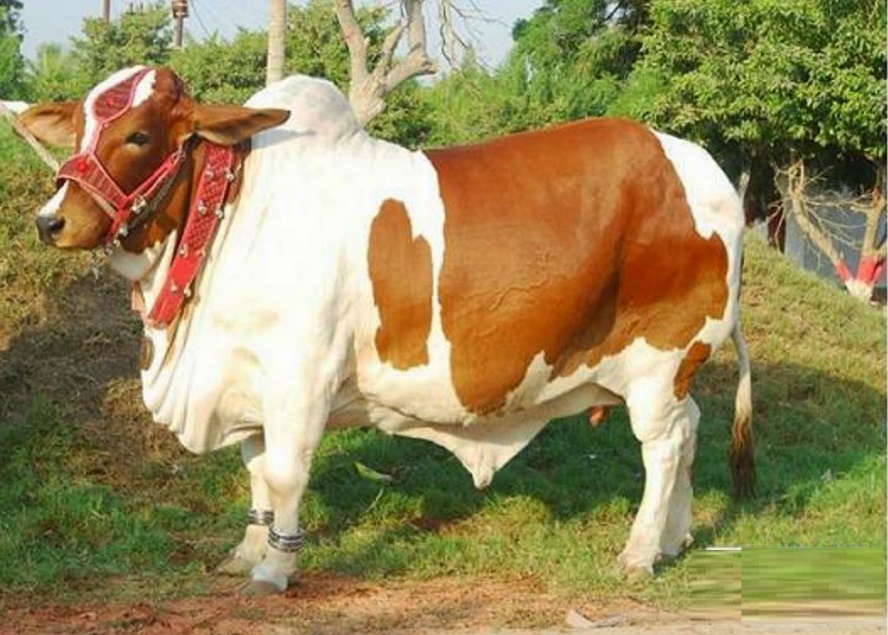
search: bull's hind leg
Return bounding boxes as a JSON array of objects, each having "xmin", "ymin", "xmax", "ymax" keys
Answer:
[
  {"xmin": 660, "ymin": 397, "xmax": 699, "ymax": 560},
  {"xmin": 217, "ymin": 434, "xmax": 273, "ymax": 576},
  {"xmin": 618, "ymin": 386, "xmax": 698, "ymax": 576}
]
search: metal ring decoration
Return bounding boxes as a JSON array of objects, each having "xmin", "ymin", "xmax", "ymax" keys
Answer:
[
  {"xmin": 247, "ymin": 508, "xmax": 274, "ymax": 527},
  {"xmin": 268, "ymin": 526, "xmax": 305, "ymax": 553}
]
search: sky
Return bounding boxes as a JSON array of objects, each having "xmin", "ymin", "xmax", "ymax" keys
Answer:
[{"xmin": 20, "ymin": 0, "xmax": 544, "ymax": 68}]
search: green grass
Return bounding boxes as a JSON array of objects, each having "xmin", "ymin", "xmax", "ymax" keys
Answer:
[
  {"xmin": 0, "ymin": 121, "xmax": 884, "ymax": 610},
  {"xmin": 0, "ymin": 123, "xmax": 89, "ymax": 338}
]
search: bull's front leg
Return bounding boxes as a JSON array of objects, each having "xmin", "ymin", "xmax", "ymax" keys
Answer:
[
  {"xmin": 217, "ymin": 434, "xmax": 273, "ymax": 576},
  {"xmin": 242, "ymin": 374, "xmax": 331, "ymax": 596}
]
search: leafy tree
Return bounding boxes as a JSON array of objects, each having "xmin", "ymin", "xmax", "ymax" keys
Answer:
[
  {"xmin": 423, "ymin": 0, "xmax": 652, "ymax": 139},
  {"xmin": 170, "ymin": 30, "xmax": 268, "ymax": 104},
  {"xmin": 502, "ymin": 0, "xmax": 651, "ymax": 124},
  {"xmin": 422, "ymin": 50, "xmax": 567, "ymax": 146},
  {"xmin": 630, "ymin": 0, "xmax": 885, "ymax": 167},
  {"xmin": 421, "ymin": 53, "xmax": 506, "ymax": 145},
  {"xmin": 25, "ymin": 44, "xmax": 83, "ymax": 102},
  {"xmin": 0, "ymin": 0, "xmax": 21, "ymax": 35},
  {"xmin": 0, "ymin": 0, "xmax": 25, "ymax": 98},
  {"xmin": 70, "ymin": 3, "xmax": 171, "ymax": 96},
  {"xmin": 173, "ymin": 0, "xmax": 430, "ymax": 146},
  {"xmin": 629, "ymin": 0, "xmax": 886, "ymax": 300}
]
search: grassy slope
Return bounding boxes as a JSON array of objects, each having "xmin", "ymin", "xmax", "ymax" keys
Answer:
[
  {"xmin": 0, "ymin": 127, "xmax": 87, "ymax": 343},
  {"xmin": 0, "ymin": 123, "xmax": 884, "ymax": 609}
]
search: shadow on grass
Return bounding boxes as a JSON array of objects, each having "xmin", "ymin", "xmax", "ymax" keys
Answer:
[
  {"xmin": 302, "ymin": 354, "xmax": 884, "ymax": 578},
  {"xmin": 0, "ymin": 270, "xmax": 885, "ymax": 595}
]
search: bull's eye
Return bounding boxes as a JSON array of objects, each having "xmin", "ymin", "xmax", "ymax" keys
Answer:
[{"xmin": 126, "ymin": 131, "xmax": 150, "ymax": 146}]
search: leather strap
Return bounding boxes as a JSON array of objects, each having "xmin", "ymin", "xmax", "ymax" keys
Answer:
[{"xmin": 146, "ymin": 142, "xmax": 236, "ymax": 328}]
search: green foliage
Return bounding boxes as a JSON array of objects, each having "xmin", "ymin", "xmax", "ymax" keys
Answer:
[
  {"xmin": 170, "ymin": 30, "xmax": 268, "ymax": 104},
  {"xmin": 0, "ymin": 0, "xmax": 25, "ymax": 98},
  {"xmin": 0, "ymin": 0, "xmax": 22, "ymax": 37},
  {"xmin": 422, "ymin": 0, "xmax": 654, "ymax": 145},
  {"xmin": 0, "ymin": 30, "xmax": 24, "ymax": 98},
  {"xmin": 69, "ymin": 3, "xmax": 172, "ymax": 98},
  {"xmin": 421, "ymin": 57, "xmax": 506, "ymax": 145},
  {"xmin": 630, "ymin": 0, "xmax": 887, "ymax": 167},
  {"xmin": 0, "ymin": 124, "xmax": 79, "ymax": 333},
  {"xmin": 25, "ymin": 44, "xmax": 83, "ymax": 102},
  {"xmin": 502, "ymin": 0, "xmax": 651, "ymax": 124},
  {"xmin": 168, "ymin": 0, "xmax": 430, "ymax": 145}
]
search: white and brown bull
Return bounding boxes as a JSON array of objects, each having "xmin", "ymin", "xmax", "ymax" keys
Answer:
[{"xmin": 20, "ymin": 66, "xmax": 754, "ymax": 595}]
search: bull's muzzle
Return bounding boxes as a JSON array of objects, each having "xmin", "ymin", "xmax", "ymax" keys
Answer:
[{"xmin": 36, "ymin": 214, "xmax": 65, "ymax": 245}]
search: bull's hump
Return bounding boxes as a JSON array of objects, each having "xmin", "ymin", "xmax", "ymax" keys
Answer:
[{"xmin": 426, "ymin": 118, "xmax": 730, "ymax": 415}]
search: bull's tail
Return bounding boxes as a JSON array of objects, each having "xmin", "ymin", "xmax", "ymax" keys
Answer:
[{"xmin": 730, "ymin": 322, "xmax": 755, "ymax": 499}]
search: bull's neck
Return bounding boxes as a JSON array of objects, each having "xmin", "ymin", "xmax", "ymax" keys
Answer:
[
  {"xmin": 108, "ymin": 140, "xmax": 248, "ymax": 329},
  {"xmin": 106, "ymin": 142, "xmax": 204, "ymax": 283}
]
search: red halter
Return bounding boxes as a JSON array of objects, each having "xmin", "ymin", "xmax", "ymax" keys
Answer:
[
  {"xmin": 57, "ymin": 67, "xmax": 239, "ymax": 328},
  {"xmin": 55, "ymin": 68, "xmax": 187, "ymax": 245}
]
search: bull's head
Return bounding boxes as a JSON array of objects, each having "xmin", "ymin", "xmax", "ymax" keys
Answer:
[{"xmin": 20, "ymin": 66, "xmax": 288, "ymax": 254}]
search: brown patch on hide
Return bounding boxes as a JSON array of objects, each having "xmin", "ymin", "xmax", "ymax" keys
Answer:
[
  {"xmin": 427, "ymin": 118, "xmax": 728, "ymax": 414},
  {"xmin": 673, "ymin": 341, "xmax": 712, "ymax": 400},
  {"xmin": 139, "ymin": 336, "xmax": 154, "ymax": 371},
  {"xmin": 368, "ymin": 198, "xmax": 434, "ymax": 370}
]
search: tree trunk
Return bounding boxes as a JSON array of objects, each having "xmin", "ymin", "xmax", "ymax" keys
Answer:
[
  {"xmin": 266, "ymin": 0, "xmax": 287, "ymax": 86},
  {"xmin": 778, "ymin": 160, "xmax": 885, "ymax": 303},
  {"xmin": 334, "ymin": 0, "xmax": 437, "ymax": 125}
]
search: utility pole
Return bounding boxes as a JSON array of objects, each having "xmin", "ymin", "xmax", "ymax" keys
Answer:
[
  {"xmin": 171, "ymin": 0, "xmax": 188, "ymax": 49},
  {"xmin": 102, "ymin": 0, "xmax": 111, "ymax": 22},
  {"xmin": 266, "ymin": 0, "xmax": 286, "ymax": 85}
]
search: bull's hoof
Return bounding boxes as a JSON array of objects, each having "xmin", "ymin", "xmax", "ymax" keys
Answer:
[
  {"xmin": 216, "ymin": 553, "xmax": 256, "ymax": 577},
  {"xmin": 660, "ymin": 534, "xmax": 694, "ymax": 562},
  {"xmin": 617, "ymin": 550, "xmax": 655, "ymax": 580},
  {"xmin": 240, "ymin": 580, "xmax": 284, "ymax": 596},
  {"xmin": 624, "ymin": 564, "xmax": 654, "ymax": 582}
]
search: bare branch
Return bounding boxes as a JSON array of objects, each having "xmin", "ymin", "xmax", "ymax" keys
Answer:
[
  {"xmin": 438, "ymin": 0, "xmax": 457, "ymax": 67},
  {"xmin": 333, "ymin": 0, "xmax": 371, "ymax": 89},
  {"xmin": 336, "ymin": 0, "xmax": 437, "ymax": 124},
  {"xmin": 781, "ymin": 160, "xmax": 845, "ymax": 270},
  {"xmin": 383, "ymin": 0, "xmax": 437, "ymax": 92},
  {"xmin": 860, "ymin": 165, "xmax": 886, "ymax": 258},
  {"xmin": 377, "ymin": 22, "xmax": 407, "ymax": 75}
]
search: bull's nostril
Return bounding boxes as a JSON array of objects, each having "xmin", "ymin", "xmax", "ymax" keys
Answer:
[{"xmin": 36, "ymin": 215, "xmax": 66, "ymax": 244}]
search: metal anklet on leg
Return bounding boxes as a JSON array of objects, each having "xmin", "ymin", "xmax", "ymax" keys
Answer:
[
  {"xmin": 217, "ymin": 509, "xmax": 275, "ymax": 576},
  {"xmin": 247, "ymin": 508, "xmax": 274, "ymax": 527},
  {"xmin": 268, "ymin": 526, "xmax": 306, "ymax": 553}
]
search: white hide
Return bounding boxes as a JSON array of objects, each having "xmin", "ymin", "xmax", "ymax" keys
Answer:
[
  {"xmin": 113, "ymin": 75, "xmax": 745, "ymax": 493},
  {"xmin": 38, "ymin": 183, "xmax": 69, "ymax": 219}
]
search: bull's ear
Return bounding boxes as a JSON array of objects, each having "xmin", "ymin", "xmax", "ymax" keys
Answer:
[
  {"xmin": 18, "ymin": 101, "xmax": 79, "ymax": 147},
  {"xmin": 191, "ymin": 104, "xmax": 290, "ymax": 146}
]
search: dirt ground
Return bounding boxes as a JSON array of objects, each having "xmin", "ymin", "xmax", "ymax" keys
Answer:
[{"xmin": 2, "ymin": 573, "xmax": 884, "ymax": 635}]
